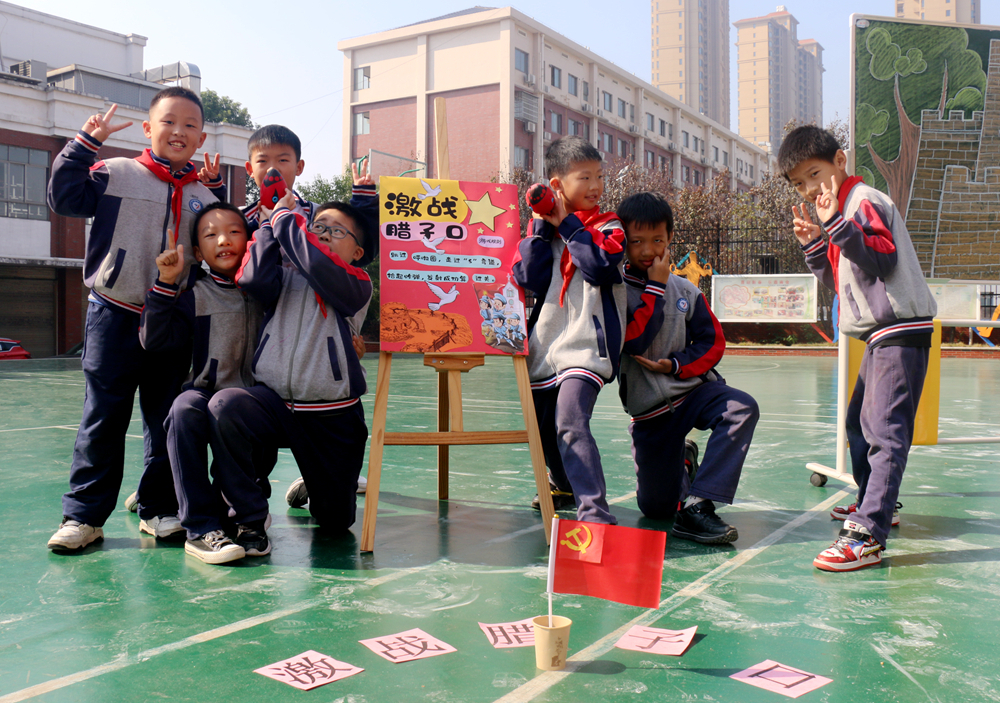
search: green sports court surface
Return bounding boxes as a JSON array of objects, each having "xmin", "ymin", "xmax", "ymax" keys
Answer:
[{"xmin": 2, "ymin": 354, "xmax": 999, "ymax": 702}]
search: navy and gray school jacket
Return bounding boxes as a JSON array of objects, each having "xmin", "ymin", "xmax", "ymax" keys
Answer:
[
  {"xmin": 47, "ymin": 131, "xmax": 225, "ymax": 313},
  {"xmin": 236, "ymin": 191, "xmax": 376, "ymax": 411},
  {"xmin": 804, "ymin": 176, "xmax": 937, "ymax": 346},
  {"xmin": 242, "ymin": 190, "xmax": 317, "ymax": 236},
  {"xmin": 619, "ymin": 267, "xmax": 726, "ymax": 419},
  {"xmin": 139, "ymin": 269, "xmax": 264, "ymax": 392},
  {"xmin": 511, "ymin": 210, "xmax": 627, "ymax": 390}
]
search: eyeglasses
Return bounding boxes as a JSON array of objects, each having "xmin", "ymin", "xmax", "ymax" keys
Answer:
[{"xmin": 308, "ymin": 221, "xmax": 361, "ymax": 246}]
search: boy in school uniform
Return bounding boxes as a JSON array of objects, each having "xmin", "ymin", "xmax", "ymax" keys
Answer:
[
  {"xmin": 205, "ymin": 168, "xmax": 378, "ymax": 555},
  {"xmin": 616, "ymin": 192, "xmax": 759, "ymax": 544},
  {"xmin": 782, "ymin": 125, "xmax": 937, "ymax": 571},
  {"xmin": 511, "ymin": 136, "xmax": 627, "ymax": 525},
  {"xmin": 46, "ymin": 88, "xmax": 225, "ymax": 551},
  {"xmin": 139, "ymin": 202, "xmax": 266, "ymax": 564},
  {"xmin": 241, "ymin": 124, "xmax": 316, "ymax": 234}
]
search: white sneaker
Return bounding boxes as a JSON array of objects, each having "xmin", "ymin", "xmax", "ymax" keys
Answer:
[
  {"xmin": 185, "ymin": 530, "xmax": 245, "ymax": 565},
  {"xmin": 48, "ymin": 520, "xmax": 103, "ymax": 551},
  {"xmin": 139, "ymin": 515, "xmax": 185, "ymax": 539},
  {"xmin": 124, "ymin": 491, "xmax": 139, "ymax": 513},
  {"xmin": 357, "ymin": 475, "xmax": 368, "ymax": 494},
  {"xmin": 285, "ymin": 477, "xmax": 308, "ymax": 508}
]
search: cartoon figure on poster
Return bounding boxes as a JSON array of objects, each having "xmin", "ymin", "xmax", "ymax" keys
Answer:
[{"xmin": 379, "ymin": 176, "xmax": 527, "ymax": 355}]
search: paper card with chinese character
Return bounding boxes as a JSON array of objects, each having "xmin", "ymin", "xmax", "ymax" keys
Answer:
[
  {"xmin": 478, "ymin": 617, "xmax": 536, "ymax": 648},
  {"xmin": 614, "ymin": 625, "xmax": 697, "ymax": 656},
  {"xmin": 730, "ymin": 659, "xmax": 832, "ymax": 698},
  {"xmin": 379, "ymin": 177, "xmax": 527, "ymax": 355},
  {"xmin": 359, "ymin": 627, "xmax": 457, "ymax": 663},
  {"xmin": 254, "ymin": 650, "xmax": 363, "ymax": 691}
]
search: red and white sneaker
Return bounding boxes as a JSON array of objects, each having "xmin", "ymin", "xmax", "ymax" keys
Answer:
[
  {"xmin": 831, "ymin": 501, "xmax": 901, "ymax": 527},
  {"xmin": 814, "ymin": 521, "xmax": 885, "ymax": 572}
]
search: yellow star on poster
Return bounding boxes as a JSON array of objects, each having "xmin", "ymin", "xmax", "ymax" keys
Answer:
[
  {"xmin": 465, "ymin": 191, "xmax": 506, "ymax": 231},
  {"xmin": 506, "ymin": 221, "xmax": 514, "ymax": 228},
  {"xmin": 495, "ymin": 186, "xmax": 503, "ymax": 192},
  {"xmin": 508, "ymin": 204, "xmax": 516, "ymax": 210},
  {"xmin": 477, "ymin": 227, "xmax": 484, "ymax": 234}
]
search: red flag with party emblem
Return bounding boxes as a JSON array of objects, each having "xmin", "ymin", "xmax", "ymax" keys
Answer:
[{"xmin": 547, "ymin": 518, "xmax": 666, "ymax": 608}]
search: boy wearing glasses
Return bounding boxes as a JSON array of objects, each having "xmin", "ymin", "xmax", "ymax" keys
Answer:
[{"xmin": 205, "ymin": 167, "xmax": 377, "ymax": 554}]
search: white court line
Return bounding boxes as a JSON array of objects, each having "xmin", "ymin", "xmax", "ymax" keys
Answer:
[
  {"xmin": 492, "ymin": 488, "xmax": 851, "ymax": 703},
  {"xmin": 0, "ymin": 566, "xmax": 427, "ymax": 702}
]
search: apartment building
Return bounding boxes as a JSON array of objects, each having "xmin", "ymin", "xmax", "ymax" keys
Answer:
[
  {"xmin": 0, "ymin": 1, "xmax": 251, "ymax": 356},
  {"xmin": 895, "ymin": 0, "xmax": 979, "ymax": 23},
  {"xmin": 651, "ymin": 0, "xmax": 731, "ymax": 128},
  {"xmin": 340, "ymin": 7, "xmax": 768, "ymax": 203},
  {"xmin": 734, "ymin": 6, "xmax": 824, "ymax": 153}
]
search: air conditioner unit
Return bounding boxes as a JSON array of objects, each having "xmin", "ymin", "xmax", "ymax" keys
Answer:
[
  {"xmin": 544, "ymin": 131, "xmax": 553, "ymax": 141},
  {"xmin": 581, "ymin": 103, "xmax": 593, "ymax": 113},
  {"xmin": 543, "ymin": 85, "xmax": 550, "ymax": 94},
  {"xmin": 10, "ymin": 59, "xmax": 47, "ymax": 79},
  {"xmin": 668, "ymin": 142, "xmax": 676, "ymax": 151},
  {"xmin": 524, "ymin": 73, "xmax": 536, "ymax": 86},
  {"xmin": 700, "ymin": 157, "xmax": 709, "ymax": 165},
  {"xmin": 628, "ymin": 125, "xmax": 639, "ymax": 133},
  {"xmin": 596, "ymin": 109, "xmax": 603, "ymax": 117},
  {"xmin": 524, "ymin": 121, "xmax": 537, "ymax": 134}
]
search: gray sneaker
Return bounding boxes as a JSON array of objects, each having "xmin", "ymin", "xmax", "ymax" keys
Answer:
[
  {"xmin": 285, "ymin": 477, "xmax": 309, "ymax": 508},
  {"xmin": 48, "ymin": 520, "xmax": 103, "ymax": 551},
  {"xmin": 139, "ymin": 515, "xmax": 185, "ymax": 540},
  {"xmin": 124, "ymin": 491, "xmax": 138, "ymax": 513},
  {"xmin": 185, "ymin": 530, "xmax": 245, "ymax": 564}
]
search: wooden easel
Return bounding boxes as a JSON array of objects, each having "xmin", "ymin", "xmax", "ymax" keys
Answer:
[{"xmin": 359, "ymin": 352, "xmax": 555, "ymax": 552}]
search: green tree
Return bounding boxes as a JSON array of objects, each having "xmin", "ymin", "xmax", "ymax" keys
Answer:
[{"xmin": 201, "ymin": 89, "xmax": 255, "ymax": 128}]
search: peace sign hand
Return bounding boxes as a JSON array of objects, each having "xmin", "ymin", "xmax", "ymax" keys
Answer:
[
  {"xmin": 155, "ymin": 228, "xmax": 186, "ymax": 285},
  {"xmin": 815, "ymin": 175, "xmax": 840, "ymax": 223},
  {"xmin": 791, "ymin": 203, "xmax": 822, "ymax": 245},
  {"xmin": 198, "ymin": 152, "xmax": 222, "ymax": 186},
  {"xmin": 82, "ymin": 104, "xmax": 133, "ymax": 144},
  {"xmin": 352, "ymin": 158, "xmax": 374, "ymax": 187}
]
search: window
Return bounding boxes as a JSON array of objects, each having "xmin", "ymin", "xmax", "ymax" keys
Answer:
[
  {"xmin": 645, "ymin": 150, "xmax": 654, "ymax": 168},
  {"xmin": 568, "ymin": 74, "xmax": 578, "ymax": 96},
  {"xmin": 0, "ymin": 145, "xmax": 49, "ymax": 220},
  {"xmin": 568, "ymin": 118, "xmax": 580, "ymax": 136},
  {"xmin": 551, "ymin": 111, "xmax": 563, "ymax": 134},
  {"xmin": 603, "ymin": 91, "xmax": 613, "ymax": 111},
  {"xmin": 583, "ymin": 81, "xmax": 590, "ymax": 101},
  {"xmin": 713, "ymin": 146, "xmax": 719, "ymax": 162},
  {"xmin": 617, "ymin": 98, "xmax": 627, "ymax": 118},
  {"xmin": 723, "ymin": 150, "xmax": 729, "ymax": 166},
  {"xmin": 353, "ymin": 66, "xmax": 370, "ymax": 90},
  {"xmin": 749, "ymin": 164, "xmax": 754, "ymax": 178},
  {"xmin": 603, "ymin": 132, "xmax": 613, "ymax": 152},
  {"xmin": 514, "ymin": 146, "xmax": 530, "ymax": 170},
  {"xmin": 618, "ymin": 138, "xmax": 628, "ymax": 157},
  {"xmin": 659, "ymin": 119, "xmax": 667, "ymax": 137},
  {"xmin": 353, "ymin": 112, "xmax": 370, "ymax": 136},
  {"xmin": 550, "ymin": 65, "xmax": 562, "ymax": 88},
  {"xmin": 693, "ymin": 170, "xmax": 700, "ymax": 186},
  {"xmin": 682, "ymin": 131, "xmax": 689, "ymax": 148},
  {"xmin": 692, "ymin": 136, "xmax": 699, "ymax": 151},
  {"xmin": 683, "ymin": 165, "xmax": 690, "ymax": 182},
  {"xmin": 646, "ymin": 113, "xmax": 654, "ymax": 131},
  {"xmin": 668, "ymin": 123, "xmax": 674, "ymax": 139},
  {"xmin": 659, "ymin": 155, "xmax": 668, "ymax": 172},
  {"xmin": 515, "ymin": 49, "xmax": 530, "ymax": 73}
]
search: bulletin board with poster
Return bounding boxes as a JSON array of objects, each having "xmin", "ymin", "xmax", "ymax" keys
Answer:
[
  {"xmin": 378, "ymin": 176, "xmax": 528, "ymax": 355},
  {"xmin": 710, "ymin": 274, "xmax": 818, "ymax": 323}
]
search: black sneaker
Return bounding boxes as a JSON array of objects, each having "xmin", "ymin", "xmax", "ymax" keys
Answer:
[
  {"xmin": 671, "ymin": 500, "xmax": 738, "ymax": 544},
  {"xmin": 531, "ymin": 483, "xmax": 576, "ymax": 511},
  {"xmin": 235, "ymin": 521, "xmax": 271, "ymax": 556}
]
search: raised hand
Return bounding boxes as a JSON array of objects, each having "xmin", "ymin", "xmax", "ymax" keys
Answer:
[
  {"xmin": 155, "ymin": 228, "xmax": 185, "ymax": 285},
  {"xmin": 646, "ymin": 254, "xmax": 673, "ymax": 285},
  {"xmin": 198, "ymin": 152, "xmax": 222, "ymax": 185},
  {"xmin": 352, "ymin": 158, "xmax": 374, "ymax": 187},
  {"xmin": 791, "ymin": 203, "xmax": 822, "ymax": 245},
  {"xmin": 633, "ymin": 355, "xmax": 676, "ymax": 375},
  {"xmin": 81, "ymin": 104, "xmax": 133, "ymax": 143},
  {"xmin": 815, "ymin": 175, "xmax": 840, "ymax": 223},
  {"xmin": 261, "ymin": 191, "xmax": 295, "ymax": 220},
  {"xmin": 539, "ymin": 186, "xmax": 569, "ymax": 229}
]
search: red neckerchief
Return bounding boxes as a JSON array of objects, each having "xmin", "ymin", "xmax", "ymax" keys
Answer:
[
  {"xmin": 135, "ymin": 149, "xmax": 200, "ymax": 234},
  {"xmin": 825, "ymin": 175, "xmax": 864, "ymax": 291},
  {"xmin": 558, "ymin": 206, "xmax": 623, "ymax": 306}
]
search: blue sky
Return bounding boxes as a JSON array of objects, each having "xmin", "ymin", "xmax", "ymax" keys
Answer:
[{"xmin": 11, "ymin": 1, "xmax": 1000, "ymax": 182}]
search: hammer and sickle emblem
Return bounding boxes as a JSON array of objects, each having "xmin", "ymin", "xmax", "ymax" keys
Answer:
[{"xmin": 560, "ymin": 525, "xmax": 593, "ymax": 554}]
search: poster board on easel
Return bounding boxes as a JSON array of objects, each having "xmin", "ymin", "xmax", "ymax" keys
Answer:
[{"xmin": 360, "ymin": 174, "xmax": 553, "ymax": 552}]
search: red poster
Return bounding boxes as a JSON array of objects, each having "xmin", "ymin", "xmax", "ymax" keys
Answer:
[{"xmin": 379, "ymin": 177, "xmax": 527, "ymax": 355}]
